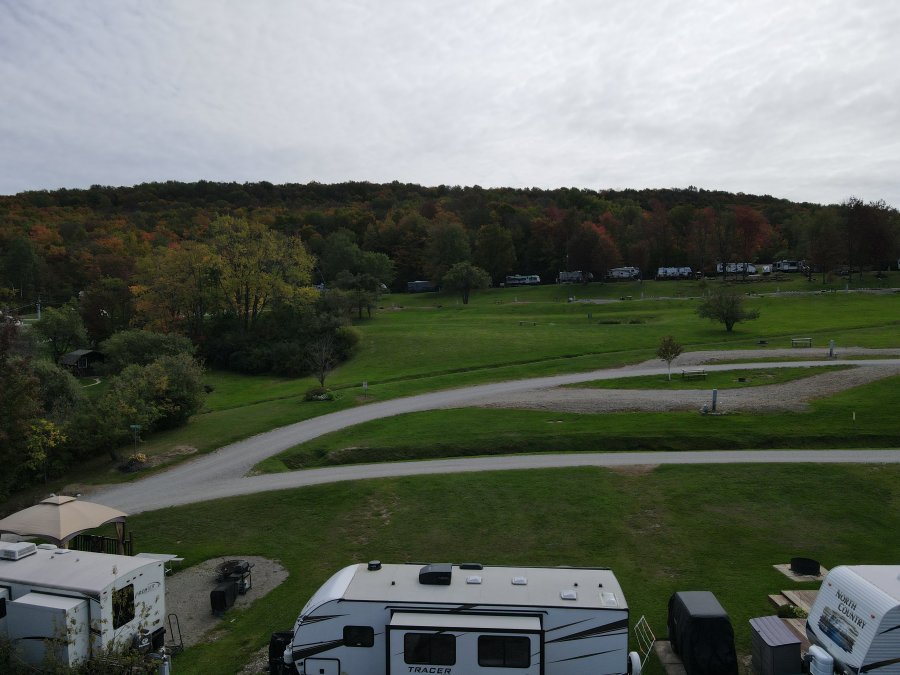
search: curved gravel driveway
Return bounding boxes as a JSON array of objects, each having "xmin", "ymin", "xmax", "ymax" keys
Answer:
[{"xmin": 86, "ymin": 349, "xmax": 900, "ymax": 514}]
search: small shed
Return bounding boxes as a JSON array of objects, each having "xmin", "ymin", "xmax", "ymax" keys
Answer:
[
  {"xmin": 749, "ymin": 615, "xmax": 801, "ymax": 675},
  {"xmin": 58, "ymin": 349, "xmax": 104, "ymax": 374}
]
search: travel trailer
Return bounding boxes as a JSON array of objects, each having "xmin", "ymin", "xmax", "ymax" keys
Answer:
[
  {"xmin": 504, "ymin": 274, "xmax": 541, "ymax": 286},
  {"xmin": 716, "ymin": 262, "xmax": 757, "ymax": 275},
  {"xmin": 0, "ymin": 542, "xmax": 166, "ymax": 667},
  {"xmin": 656, "ymin": 266, "xmax": 694, "ymax": 280},
  {"xmin": 806, "ymin": 565, "xmax": 900, "ymax": 674},
  {"xmin": 272, "ymin": 561, "xmax": 643, "ymax": 675},
  {"xmin": 557, "ymin": 270, "xmax": 590, "ymax": 283},
  {"xmin": 607, "ymin": 267, "xmax": 641, "ymax": 280}
]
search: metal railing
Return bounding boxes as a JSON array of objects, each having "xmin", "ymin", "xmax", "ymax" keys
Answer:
[{"xmin": 69, "ymin": 532, "xmax": 134, "ymax": 556}]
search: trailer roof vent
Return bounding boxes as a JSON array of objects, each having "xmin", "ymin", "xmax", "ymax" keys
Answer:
[
  {"xmin": 511, "ymin": 576, "xmax": 527, "ymax": 586},
  {"xmin": 466, "ymin": 575, "xmax": 483, "ymax": 585},
  {"xmin": 0, "ymin": 542, "xmax": 37, "ymax": 561},
  {"xmin": 560, "ymin": 589, "xmax": 577, "ymax": 600},
  {"xmin": 367, "ymin": 560, "xmax": 382, "ymax": 571},
  {"xmin": 419, "ymin": 563, "xmax": 452, "ymax": 585}
]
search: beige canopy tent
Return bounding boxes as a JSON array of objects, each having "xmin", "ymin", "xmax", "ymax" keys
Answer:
[{"xmin": 0, "ymin": 495, "xmax": 128, "ymax": 553}]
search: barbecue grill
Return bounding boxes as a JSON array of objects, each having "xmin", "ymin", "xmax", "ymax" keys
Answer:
[{"xmin": 214, "ymin": 559, "xmax": 253, "ymax": 595}]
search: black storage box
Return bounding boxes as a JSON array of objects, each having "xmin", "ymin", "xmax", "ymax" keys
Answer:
[
  {"xmin": 211, "ymin": 580, "xmax": 238, "ymax": 614},
  {"xmin": 668, "ymin": 591, "xmax": 738, "ymax": 675}
]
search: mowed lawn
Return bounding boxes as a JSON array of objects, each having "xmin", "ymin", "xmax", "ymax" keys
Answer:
[
  {"xmin": 126, "ymin": 463, "xmax": 900, "ymax": 675},
  {"xmin": 259, "ymin": 374, "xmax": 900, "ymax": 471},
  {"xmin": 67, "ymin": 288, "xmax": 899, "ymax": 486}
]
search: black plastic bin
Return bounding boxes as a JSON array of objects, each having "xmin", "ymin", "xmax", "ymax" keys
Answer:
[
  {"xmin": 668, "ymin": 591, "xmax": 738, "ymax": 675},
  {"xmin": 211, "ymin": 580, "xmax": 237, "ymax": 615}
]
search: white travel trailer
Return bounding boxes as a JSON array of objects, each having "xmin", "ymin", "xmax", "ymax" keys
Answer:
[
  {"xmin": 806, "ymin": 565, "xmax": 900, "ymax": 674},
  {"xmin": 0, "ymin": 542, "xmax": 166, "ymax": 667},
  {"xmin": 275, "ymin": 562, "xmax": 643, "ymax": 675},
  {"xmin": 607, "ymin": 267, "xmax": 641, "ymax": 280},
  {"xmin": 716, "ymin": 262, "xmax": 758, "ymax": 275}
]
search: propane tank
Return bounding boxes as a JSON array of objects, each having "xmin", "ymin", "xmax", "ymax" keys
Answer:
[{"xmin": 808, "ymin": 644, "xmax": 835, "ymax": 675}]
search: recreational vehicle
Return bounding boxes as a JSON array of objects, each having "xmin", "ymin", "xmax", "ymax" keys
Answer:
[
  {"xmin": 557, "ymin": 270, "xmax": 591, "ymax": 284},
  {"xmin": 716, "ymin": 262, "xmax": 757, "ymax": 275},
  {"xmin": 655, "ymin": 266, "xmax": 694, "ymax": 280},
  {"xmin": 607, "ymin": 267, "xmax": 641, "ymax": 280},
  {"xmin": 272, "ymin": 562, "xmax": 643, "ymax": 675},
  {"xmin": 0, "ymin": 542, "xmax": 166, "ymax": 667},
  {"xmin": 505, "ymin": 275, "xmax": 541, "ymax": 286},
  {"xmin": 407, "ymin": 280, "xmax": 437, "ymax": 293},
  {"xmin": 806, "ymin": 565, "xmax": 900, "ymax": 674}
]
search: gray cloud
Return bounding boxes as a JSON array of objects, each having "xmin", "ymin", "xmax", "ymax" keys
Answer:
[{"xmin": 1, "ymin": 0, "xmax": 898, "ymax": 206}]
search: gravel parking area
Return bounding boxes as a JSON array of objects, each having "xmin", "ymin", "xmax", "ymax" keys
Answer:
[
  {"xmin": 472, "ymin": 349, "xmax": 900, "ymax": 414},
  {"xmin": 164, "ymin": 555, "xmax": 288, "ymax": 651}
]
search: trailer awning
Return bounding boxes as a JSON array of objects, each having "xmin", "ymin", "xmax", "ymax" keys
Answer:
[{"xmin": 390, "ymin": 612, "xmax": 542, "ymax": 633}]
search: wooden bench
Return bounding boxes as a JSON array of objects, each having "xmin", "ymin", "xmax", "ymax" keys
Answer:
[
  {"xmin": 791, "ymin": 337, "xmax": 812, "ymax": 348},
  {"xmin": 681, "ymin": 369, "xmax": 707, "ymax": 380}
]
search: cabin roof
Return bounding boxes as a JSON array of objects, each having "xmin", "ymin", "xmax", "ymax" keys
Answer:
[
  {"xmin": 0, "ymin": 548, "xmax": 160, "ymax": 595},
  {"xmin": 338, "ymin": 563, "xmax": 628, "ymax": 610}
]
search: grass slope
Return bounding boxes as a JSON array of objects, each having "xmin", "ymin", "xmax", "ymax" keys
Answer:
[{"xmin": 126, "ymin": 463, "xmax": 900, "ymax": 675}]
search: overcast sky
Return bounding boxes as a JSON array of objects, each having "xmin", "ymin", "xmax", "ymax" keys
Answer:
[{"xmin": 2, "ymin": 0, "xmax": 899, "ymax": 207}]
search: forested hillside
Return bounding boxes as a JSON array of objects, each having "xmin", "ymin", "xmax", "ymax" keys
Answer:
[{"xmin": 3, "ymin": 182, "xmax": 898, "ymax": 311}]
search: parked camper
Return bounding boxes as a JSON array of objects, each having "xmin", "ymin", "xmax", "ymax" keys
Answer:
[
  {"xmin": 505, "ymin": 274, "xmax": 541, "ymax": 286},
  {"xmin": 716, "ymin": 262, "xmax": 757, "ymax": 275},
  {"xmin": 273, "ymin": 562, "xmax": 643, "ymax": 675},
  {"xmin": 774, "ymin": 260, "xmax": 802, "ymax": 273},
  {"xmin": 0, "ymin": 543, "xmax": 166, "ymax": 668},
  {"xmin": 656, "ymin": 266, "xmax": 694, "ymax": 280},
  {"xmin": 557, "ymin": 270, "xmax": 590, "ymax": 284},
  {"xmin": 407, "ymin": 280, "xmax": 437, "ymax": 293},
  {"xmin": 607, "ymin": 267, "xmax": 641, "ymax": 280},
  {"xmin": 806, "ymin": 565, "xmax": 900, "ymax": 674}
]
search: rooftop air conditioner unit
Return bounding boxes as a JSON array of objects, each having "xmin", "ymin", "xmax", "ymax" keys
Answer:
[{"xmin": 0, "ymin": 542, "xmax": 38, "ymax": 561}]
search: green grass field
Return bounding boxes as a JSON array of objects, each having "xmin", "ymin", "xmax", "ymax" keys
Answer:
[
  {"xmin": 122, "ymin": 463, "xmax": 900, "ymax": 674},
  {"xmin": 54, "ymin": 286, "xmax": 896, "ymax": 487}
]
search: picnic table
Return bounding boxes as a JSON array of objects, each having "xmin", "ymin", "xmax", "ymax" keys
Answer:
[
  {"xmin": 791, "ymin": 337, "xmax": 812, "ymax": 348},
  {"xmin": 681, "ymin": 369, "xmax": 707, "ymax": 380}
]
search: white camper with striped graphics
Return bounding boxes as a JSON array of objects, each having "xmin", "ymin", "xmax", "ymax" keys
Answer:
[{"xmin": 272, "ymin": 562, "xmax": 643, "ymax": 675}]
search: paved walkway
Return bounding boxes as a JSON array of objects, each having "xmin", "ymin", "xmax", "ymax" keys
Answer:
[{"xmin": 86, "ymin": 352, "xmax": 900, "ymax": 514}]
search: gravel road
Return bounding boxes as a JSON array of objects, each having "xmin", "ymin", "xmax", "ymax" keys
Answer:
[
  {"xmin": 472, "ymin": 354, "xmax": 900, "ymax": 413},
  {"xmin": 85, "ymin": 349, "xmax": 900, "ymax": 514}
]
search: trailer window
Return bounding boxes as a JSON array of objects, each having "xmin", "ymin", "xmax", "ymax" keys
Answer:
[
  {"xmin": 344, "ymin": 625, "xmax": 374, "ymax": 647},
  {"xmin": 478, "ymin": 635, "xmax": 531, "ymax": 667},
  {"xmin": 404, "ymin": 633, "xmax": 456, "ymax": 665},
  {"xmin": 112, "ymin": 584, "xmax": 135, "ymax": 629}
]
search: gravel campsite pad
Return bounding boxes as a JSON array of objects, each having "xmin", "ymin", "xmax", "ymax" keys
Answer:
[
  {"xmin": 469, "ymin": 348, "xmax": 900, "ymax": 414},
  {"xmin": 164, "ymin": 555, "xmax": 288, "ymax": 650}
]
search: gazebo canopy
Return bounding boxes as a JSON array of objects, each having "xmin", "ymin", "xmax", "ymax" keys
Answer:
[{"xmin": 0, "ymin": 495, "xmax": 127, "ymax": 546}]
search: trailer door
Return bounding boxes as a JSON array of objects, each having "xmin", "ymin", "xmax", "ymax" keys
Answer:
[{"xmin": 389, "ymin": 612, "xmax": 542, "ymax": 675}]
